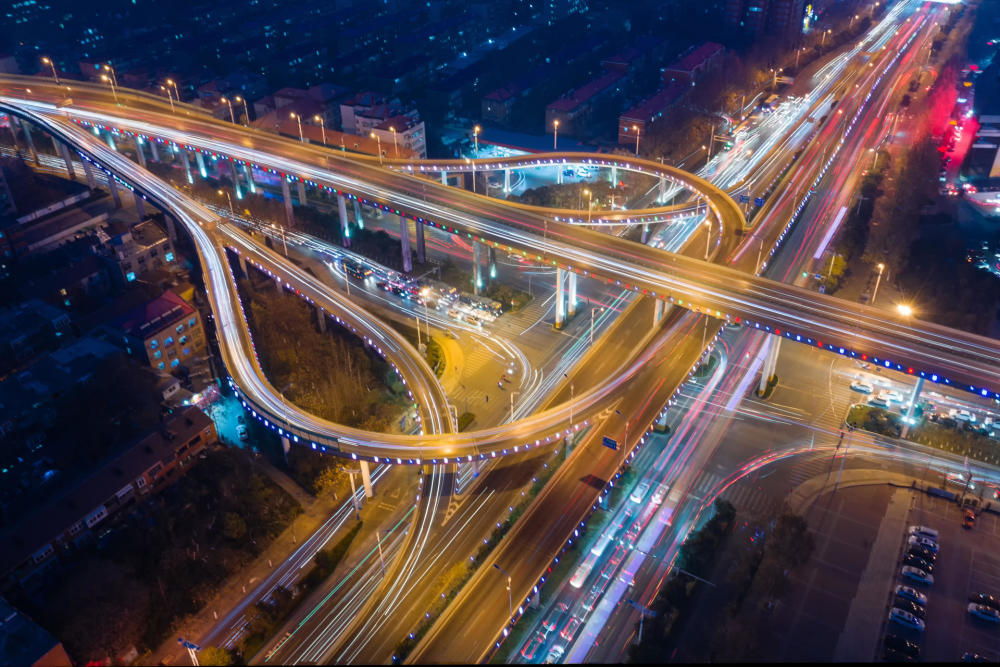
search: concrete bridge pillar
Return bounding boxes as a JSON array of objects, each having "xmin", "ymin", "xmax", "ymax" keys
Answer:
[
  {"xmin": 296, "ymin": 179, "xmax": 307, "ymax": 205},
  {"xmin": 555, "ymin": 268, "xmax": 566, "ymax": 329},
  {"xmin": 610, "ymin": 165, "xmax": 617, "ymax": 186},
  {"xmin": 353, "ymin": 199, "xmax": 364, "ymax": 227},
  {"xmin": 280, "ymin": 177, "xmax": 295, "ymax": 229},
  {"xmin": 900, "ymin": 377, "xmax": 925, "ymax": 439},
  {"xmin": 415, "ymin": 219, "xmax": 426, "ymax": 264},
  {"xmin": 82, "ymin": 158, "xmax": 97, "ymax": 190},
  {"xmin": 399, "ymin": 214, "xmax": 413, "ymax": 273},
  {"xmin": 316, "ymin": 305, "xmax": 327, "ymax": 333},
  {"xmin": 504, "ymin": 168, "xmax": 511, "ymax": 193},
  {"xmin": 567, "ymin": 271, "xmax": 577, "ymax": 317},
  {"xmin": 473, "ymin": 241, "xmax": 483, "ymax": 295},
  {"xmin": 441, "ymin": 171, "xmax": 448, "ymax": 186},
  {"xmin": 14, "ymin": 117, "xmax": 40, "ymax": 164},
  {"xmin": 228, "ymin": 161, "xmax": 242, "ymax": 201},
  {"xmin": 194, "ymin": 151, "xmax": 207, "ymax": 179},
  {"xmin": 282, "ymin": 436, "xmax": 290, "ymax": 464},
  {"xmin": 180, "ymin": 149, "xmax": 194, "ymax": 184},
  {"xmin": 135, "ymin": 137, "xmax": 147, "ymax": 168},
  {"xmin": 487, "ymin": 246, "xmax": 497, "ymax": 283},
  {"xmin": 658, "ymin": 176, "xmax": 666, "ymax": 203},
  {"xmin": 337, "ymin": 194, "xmax": 351, "ymax": 247},
  {"xmin": 556, "ymin": 164, "xmax": 563, "ymax": 185},
  {"xmin": 104, "ymin": 130, "xmax": 116, "ymax": 152},
  {"xmin": 360, "ymin": 460, "xmax": 374, "ymax": 498},
  {"xmin": 57, "ymin": 142, "xmax": 76, "ymax": 179},
  {"xmin": 107, "ymin": 174, "xmax": 122, "ymax": 209},
  {"xmin": 243, "ymin": 163, "xmax": 256, "ymax": 194},
  {"xmin": 133, "ymin": 191, "xmax": 146, "ymax": 219},
  {"xmin": 758, "ymin": 335, "xmax": 782, "ymax": 395},
  {"xmin": 149, "ymin": 139, "xmax": 159, "ymax": 162}
]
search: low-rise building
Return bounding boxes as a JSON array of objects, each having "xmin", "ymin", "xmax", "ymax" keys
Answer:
[
  {"xmin": 618, "ymin": 82, "xmax": 688, "ymax": 146},
  {"xmin": 0, "ymin": 598, "xmax": 72, "ymax": 667},
  {"xmin": 109, "ymin": 289, "xmax": 205, "ymax": 373},
  {"xmin": 0, "ymin": 299, "xmax": 72, "ymax": 371},
  {"xmin": 545, "ymin": 71, "xmax": 626, "ymax": 138},
  {"xmin": 0, "ymin": 406, "xmax": 217, "ymax": 586},
  {"xmin": 99, "ymin": 218, "xmax": 175, "ymax": 285},
  {"xmin": 369, "ymin": 114, "xmax": 427, "ymax": 159},
  {"xmin": 661, "ymin": 42, "xmax": 725, "ymax": 85}
]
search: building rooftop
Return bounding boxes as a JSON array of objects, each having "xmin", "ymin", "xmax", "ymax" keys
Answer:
[
  {"xmin": 110, "ymin": 289, "xmax": 193, "ymax": 340},
  {"xmin": 665, "ymin": 41, "xmax": 724, "ymax": 75},
  {"xmin": 547, "ymin": 71, "xmax": 624, "ymax": 113},
  {"xmin": 620, "ymin": 82, "xmax": 687, "ymax": 124},
  {"xmin": 0, "ymin": 598, "xmax": 69, "ymax": 667}
]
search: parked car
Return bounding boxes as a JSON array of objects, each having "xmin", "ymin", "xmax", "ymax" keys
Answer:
[
  {"xmin": 968, "ymin": 603, "xmax": 1000, "ymax": 623},
  {"xmin": 630, "ymin": 480, "xmax": 651, "ymax": 503},
  {"xmin": 906, "ymin": 544, "xmax": 936, "ymax": 562},
  {"xmin": 962, "ymin": 652, "xmax": 990, "ymax": 662},
  {"xmin": 901, "ymin": 565, "xmax": 934, "ymax": 585},
  {"xmin": 520, "ymin": 632, "xmax": 546, "ymax": 661},
  {"xmin": 889, "ymin": 607, "xmax": 925, "ymax": 632},
  {"xmin": 907, "ymin": 535, "xmax": 938, "ymax": 554},
  {"xmin": 884, "ymin": 389, "xmax": 904, "ymax": 403},
  {"xmin": 884, "ymin": 634, "xmax": 920, "ymax": 658},
  {"xmin": 909, "ymin": 525, "xmax": 939, "ymax": 540},
  {"xmin": 895, "ymin": 585, "xmax": 927, "ymax": 606},
  {"xmin": 869, "ymin": 393, "xmax": 891, "ymax": 408},
  {"xmin": 902, "ymin": 554, "xmax": 934, "ymax": 574},
  {"xmin": 893, "ymin": 598, "xmax": 926, "ymax": 620},
  {"xmin": 850, "ymin": 379, "xmax": 875, "ymax": 394},
  {"xmin": 968, "ymin": 593, "xmax": 1000, "ymax": 611}
]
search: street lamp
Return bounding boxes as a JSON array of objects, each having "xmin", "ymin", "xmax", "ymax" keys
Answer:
[
  {"xmin": 703, "ymin": 219, "xmax": 712, "ymax": 260},
  {"xmin": 41, "ymin": 57, "xmax": 59, "ymax": 84},
  {"xmin": 370, "ymin": 132, "xmax": 383, "ymax": 165},
  {"xmin": 584, "ymin": 188, "xmax": 593, "ymax": 224},
  {"xmin": 235, "ymin": 96, "xmax": 250, "ymax": 126},
  {"xmin": 771, "ymin": 67, "xmax": 782, "ymax": 90},
  {"xmin": 871, "ymin": 262, "xmax": 886, "ymax": 305},
  {"xmin": 221, "ymin": 97, "xmax": 235, "ymax": 124},
  {"xmin": 389, "ymin": 126, "xmax": 399, "ymax": 158},
  {"xmin": 166, "ymin": 78, "xmax": 180, "ymax": 102},
  {"xmin": 465, "ymin": 157, "xmax": 476, "ymax": 193},
  {"xmin": 562, "ymin": 372, "xmax": 575, "ymax": 428},
  {"xmin": 553, "ymin": 119, "xmax": 559, "ymax": 150},
  {"xmin": 795, "ymin": 47, "xmax": 804, "ymax": 70},
  {"xmin": 614, "ymin": 409, "xmax": 629, "ymax": 473},
  {"xmin": 896, "ymin": 303, "xmax": 914, "ymax": 318},
  {"xmin": 103, "ymin": 64, "xmax": 118, "ymax": 90},
  {"xmin": 473, "ymin": 124, "xmax": 481, "ymax": 158},
  {"xmin": 493, "ymin": 563, "xmax": 513, "ymax": 621},
  {"xmin": 509, "ymin": 391, "xmax": 519, "ymax": 423},
  {"xmin": 160, "ymin": 85, "xmax": 175, "ymax": 113},
  {"xmin": 314, "ymin": 115, "xmax": 326, "ymax": 145},
  {"xmin": 821, "ymin": 29, "xmax": 832, "ymax": 48},
  {"xmin": 217, "ymin": 189, "xmax": 233, "ymax": 214},
  {"xmin": 271, "ymin": 223, "xmax": 288, "ymax": 257},
  {"xmin": 290, "ymin": 112, "xmax": 304, "ymax": 142},
  {"xmin": 631, "ymin": 124, "xmax": 640, "ymax": 157},
  {"xmin": 590, "ymin": 306, "xmax": 603, "ymax": 344},
  {"xmin": 851, "ymin": 13, "xmax": 860, "ymax": 30},
  {"xmin": 100, "ymin": 74, "xmax": 119, "ymax": 104}
]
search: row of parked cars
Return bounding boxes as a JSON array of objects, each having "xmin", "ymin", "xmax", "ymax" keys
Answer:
[{"xmin": 884, "ymin": 526, "xmax": 940, "ymax": 660}]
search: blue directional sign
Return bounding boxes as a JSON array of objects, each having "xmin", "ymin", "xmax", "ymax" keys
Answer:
[
  {"xmin": 178, "ymin": 638, "xmax": 201, "ymax": 651},
  {"xmin": 754, "ymin": 197, "xmax": 765, "ymax": 206},
  {"xmin": 602, "ymin": 436, "xmax": 619, "ymax": 451},
  {"xmin": 738, "ymin": 194, "xmax": 750, "ymax": 203}
]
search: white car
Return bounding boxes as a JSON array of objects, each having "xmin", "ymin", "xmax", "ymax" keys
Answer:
[
  {"xmin": 544, "ymin": 645, "xmax": 566, "ymax": 664},
  {"xmin": 909, "ymin": 525, "xmax": 939, "ymax": 540},
  {"xmin": 901, "ymin": 565, "xmax": 934, "ymax": 585},
  {"xmin": 884, "ymin": 389, "xmax": 905, "ymax": 403},
  {"xmin": 869, "ymin": 393, "xmax": 891, "ymax": 408},
  {"xmin": 850, "ymin": 380, "xmax": 874, "ymax": 394},
  {"xmin": 895, "ymin": 585, "xmax": 927, "ymax": 606},
  {"xmin": 889, "ymin": 607, "xmax": 926, "ymax": 632},
  {"xmin": 650, "ymin": 484, "xmax": 665, "ymax": 505},
  {"xmin": 630, "ymin": 481, "xmax": 650, "ymax": 504},
  {"xmin": 907, "ymin": 535, "xmax": 939, "ymax": 554},
  {"xmin": 950, "ymin": 409, "xmax": 977, "ymax": 423},
  {"xmin": 968, "ymin": 603, "xmax": 1000, "ymax": 623}
]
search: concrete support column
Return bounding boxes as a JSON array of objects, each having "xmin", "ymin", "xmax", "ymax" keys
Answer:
[
  {"xmin": 296, "ymin": 179, "xmax": 307, "ymax": 205},
  {"xmin": 243, "ymin": 163, "xmax": 256, "ymax": 194},
  {"xmin": 275, "ymin": 274, "xmax": 283, "ymax": 292},
  {"xmin": 107, "ymin": 174, "xmax": 122, "ymax": 209},
  {"xmin": 149, "ymin": 139, "xmax": 159, "ymax": 162},
  {"xmin": 316, "ymin": 305, "xmax": 327, "ymax": 332},
  {"xmin": 441, "ymin": 171, "xmax": 448, "ymax": 186},
  {"xmin": 337, "ymin": 194, "xmax": 351, "ymax": 248},
  {"xmin": 353, "ymin": 199, "xmax": 363, "ymax": 227},
  {"xmin": 229, "ymin": 161, "xmax": 242, "ymax": 201},
  {"xmin": 567, "ymin": 271, "xmax": 577, "ymax": 317},
  {"xmin": 135, "ymin": 137, "xmax": 147, "ymax": 168},
  {"xmin": 240, "ymin": 254, "xmax": 251, "ymax": 279},
  {"xmin": 280, "ymin": 177, "xmax": 295, "ymax": 229},
  {"xmin": 104, "ymin": 130, "xmax": 116, "ymax": 152},
  {"xmin": 758, "ymin": 335, "xmax": 782, "ymax": 394},
  {"xmin": 398, "ymin": 214, "xmax": 413, "ymax": 273},
  {"xmin": 610, "ymin": 165, "xmax": 617, "ymax": 186},
  {"xmin": 472, "ymin": 458, "xmax": 481, "ymax": 478},
  {"xmin": 194, "ymin": 151, "xmax": 207, "ymax": 179},
  {"xmin": 487, "ymin": 246, "xmax": 496, "ymax": 283},
  {"xmin": 166, "ymin": 215, "xmax": 177, "ymax": 243},
  {"xmin": 415, "ymin": 219, "xmax": 425, "ymax": 264},
  {"xmin": 82, "ymin": 158, "xmax": 97, "ymax": 190},
  {"xmin": 15, "ymin": 118, "xmax": 40, "ymax": 164},
  {"xmin": 641, "ymin": 223, "xmax": 649, "ymax": 244},
  {"xmin": 360, "ymin": 460, "xmax": 374, "ymax": 498},
  {"xmin": 472, "ymin": 241, "xmax": 482, "ymax": 296},
  {"xmin": 133, "ymin": 190, "xmax": 146, "ymax": 219},
  {"xmin": 555, "ymin": 267, "xmax": 566, "ymax": 328},
  {"xmin": 180, "ymin": 149, "xmax": 193, "ymax": 184},
  {"xmin": 58, "ymin": 143, "xmax": 76, "ymax": 179},
  {"xmin": 281, "ymin": 436, "xmax": 291, "ymax": 464},
  {"xmin": 658, "ymin": 176, "xmax": 666, "ymax": 203},
  {"xmin": 556, "ymin": 165, "xmax": 563, "ymax": 185},
  {"xmin": 504, "ymin": 168, "xmax": 511, "ymax": 193},
  {"xmin": 6, "ymin": 115, "xmax": 25, "ymax": 157},
  {"xmin": 900, "ymin": 377, "xmax": 925, "ymax": 439},
  {"xmin": 653, "ymin": 299, "xmax": 664, "ymax": 326}
]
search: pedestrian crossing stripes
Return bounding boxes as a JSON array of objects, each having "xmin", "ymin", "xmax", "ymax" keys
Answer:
[{"xmin": 687, "ymin": 471, "xmax": 780, "ymax": 519}]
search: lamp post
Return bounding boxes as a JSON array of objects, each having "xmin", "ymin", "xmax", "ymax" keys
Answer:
[
  {"xmin": 821, "ymin": 29, "xmax": 832, "ymax": 48},
  {"xmin": 771, "ymin": 67, "xmax": 781, "ymax": 90},
  {"xmin": 279, "ymin": 382, "xmax": 293, "ymax": 441},
  {"xmin": 704, "ymin": 219, "xmax": 712, "ymax": 260},
  {"xmin": 271, "ymin": 223, "xmax": 288, "ymax": 257},
  {"xmin": 510, "ymin": 391, "xmax": 519, "ymax": 423},
  {"xmin": 290, "ymin": 113, "xmax": 304, "ymax": 142},
  {"xmin": 553, "ymin": 119, "xmax": 559, "ymax": 150},
  {"xmin": 166, "ymin": 78, "xmax": 180, "ymax": 102},
  {"xmin": 583, "ymin": 188, "xmax": 593, "ymax": 224},
  {"xmin": 389, "ymin": 126, "xmax": 399, "ymax": 158},
  {"xmin": 235, "ymin": 96, "xmax": 250, "ymax": 126},
  {"xmin": 41, "ymin": 57, "xmax": 59, "ymax": 84},
  {"xmin": 465, "ymin": 157, "xmax": 476, "ymax": 193},
  {"xmin": 614, "ymin": 409, "xmax": 629, "ymax": 473},
  {"xmin": 871, "ymin": 262, "xmax": 886, "ymax": 305},
  {"xmin": 562, "ymin": 372, "xmax": 575, "ymax": 428},
  {"xmin": 221, "ymin": 97, "xmax": 235, "ymax": 124},
  {"xmin": 632, "ymin": 124, "xmax": 640, "ymax": 157},
  {"xmin": 160, "ymin": 86, "xmax": 175, "ymax": 113},
  {"xmin": 850, "ymin": 13, "xmax": 859, "ymax": 30},
  {"xmin": 314, "ymin": 115, "xmax": 326, "ymax": 145},
  {"xmin": 340, "ymin": 466, "xmax": 362, "ymax": 520},
  {"xmin": 100, "ymin": 74, "xmax": 119, "ymax": 104},
  {"xmin": 795, "ymin": 47, "xmax": 804, "ymax": 70},
  {"xmin": 493, "ymin": 563, "xmax": 514, "ymax": 621},
  {"xmin": 218, "ymin": 189, "xmax": 233, "ymax": 214},
  {"xmin": 473, "ymin": 125, "xmax": 481, "ymax": 158},
  {"xmin": 103, "ymin": 64, "xmax": 118, "ymax": 90},
  {"xmin": 370, "ymin": 132, "xmax": 383, "ymax": 165},
  {"xmin": 590, "ymin": 306, "xmax": 603, "ymax": 344}
]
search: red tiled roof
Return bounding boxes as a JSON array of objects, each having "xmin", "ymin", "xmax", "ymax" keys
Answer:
[
  {"xmin": 547, "ymin": 71, "xmax": 624, "ymax": 113},
  {"xmin": 620, "ymin": 82, "xmax": 687, "ymax": 124},
  {"xmin": 665, "ymin": 42, "xmax": 724, "ymax": 74}
]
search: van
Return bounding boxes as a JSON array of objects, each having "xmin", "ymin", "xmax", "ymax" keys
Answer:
[{"xmin": 909, "ymin": 525, "xmax": 939, "ymax": 540}]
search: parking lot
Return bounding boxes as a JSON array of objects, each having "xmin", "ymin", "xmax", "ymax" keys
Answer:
[{"xmin": 890, "ymin": 492, "xmax": 1000, "ymax": 661}]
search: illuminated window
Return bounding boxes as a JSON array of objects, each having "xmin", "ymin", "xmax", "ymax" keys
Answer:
[
  {"xmin": 153, "ymin": 350, "xmax": 162, "ymax": 359},
  {"xmin": 183, "ymin": 347, "xmax": 190, "ymax": 356},
  {"xmin": 189, "ymin": 318, "xmax": 196, "ymax": 328},
  {"xmin": 150, "ymin": 339, "xmax": 158, "ymax": 349},
  {"xmin": 157, "ymin": 361, "xmax": 165, "ymax": 370},
  {"xmin": 165, "ymin": 251, "xmax": 174, "ymax": 262},
  {"xmin": 126, "ymin": 271, "xmax": 136, "ymax": 282},
  {"xmin": 171, "ymin": 358, "xmax": 180, "ymax": 367},
  {"xmin": 164, "ymin": 336, "xmax": 174, "ymax": 346},
  {"xmin": 176, "ymin": 323, "xmax": 184, "ymax": 333},
  {"xmin": 179, "ymin": 335, "xmax": 188, "ymax": 344}
]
